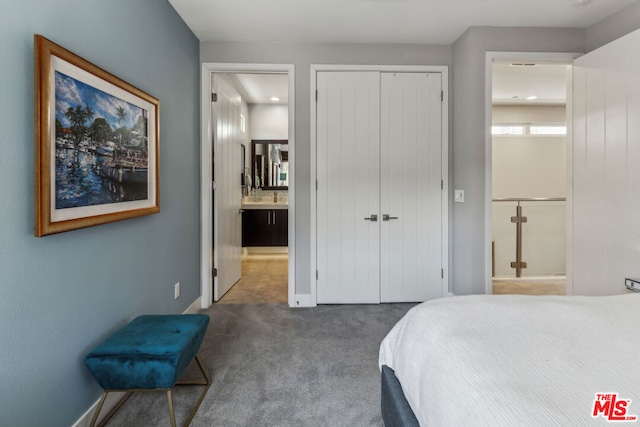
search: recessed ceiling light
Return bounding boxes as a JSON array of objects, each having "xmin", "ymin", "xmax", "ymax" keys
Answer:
[
  {"xmin": 572, "ymin": 0, "xmax": 591, "ymax": 4},
  {"xmin": 526, "ymin": 95, "xmax": 538, "ymax": 100},
  {"xmin": 270, "ymin": 97, "xmax": 280, "ymax": 102}
]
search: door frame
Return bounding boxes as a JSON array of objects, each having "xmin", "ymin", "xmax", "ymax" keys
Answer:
[
  {"xmin": 484, "ymin": 52, "xmax": 581, "ymax": 296},
  {"xmin": 200, "ymin": 63, "xmax": 296, "ymax": 308},
  {"xmin": 310, "ymin": 64, "xmax": 450, "ymax": 306}
]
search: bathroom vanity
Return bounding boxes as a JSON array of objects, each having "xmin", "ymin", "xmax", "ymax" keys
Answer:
[{"xmin": 241, "ymin": 200, "xmax": 288, "ymax": 247}]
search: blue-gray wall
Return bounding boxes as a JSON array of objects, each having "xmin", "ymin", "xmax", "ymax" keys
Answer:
[{"xmin": 0, "ymin": 1, "xmax": 200, "ymax": 425}]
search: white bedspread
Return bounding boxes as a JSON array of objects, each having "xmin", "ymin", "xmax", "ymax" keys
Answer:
[{"xmin": 379, "ymin": 294, "xmax": 640, "ymax": 426}]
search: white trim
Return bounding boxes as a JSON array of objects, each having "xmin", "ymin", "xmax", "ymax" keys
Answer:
[
  {"xmin": 484, "ymin": 52, "xmax": 582, "ymax": 295},
  {"xmin": 293, "ymin": 293, "xmax": 315, "ymax": 307},
  {"xmin": 200, "ymin": 63, "xmax": 296, "ymax": 309},
  {"xmin": 183, "ymin": 297, "xmax": 203, "ymax": 314},
  {"xmin": 564, "ymin": 65, "xmax": 575, "ymax": 296},
  {"xmin": 72, "ymin": 299, "xmax": 202, "ymax": 427},
  {"xmin": 310, "ymin": 64, "xmax": 449, "ymax": 305}
]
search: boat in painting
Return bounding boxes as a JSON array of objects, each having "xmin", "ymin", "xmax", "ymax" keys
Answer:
[
  {"xmin": 101, "ymin": 159, "xmax": 147, "ymax": 185},
  {"xmin": 96, "ymin": 141, "xmax": 116, "ymax": 157}
]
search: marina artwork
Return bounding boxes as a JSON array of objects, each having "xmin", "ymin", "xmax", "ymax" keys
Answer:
[{"xmin": 54, "ymin": 71, "xmax": 149, "ymax": 209}]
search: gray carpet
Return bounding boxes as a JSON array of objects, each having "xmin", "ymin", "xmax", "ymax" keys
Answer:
[{"xmin": 103, "ymin": 303, "xmax": 415, "ymax": 427}]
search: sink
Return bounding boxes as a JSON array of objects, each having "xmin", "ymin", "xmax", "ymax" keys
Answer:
[{"xmin": 241, "ymin": 198, "xmax": 288, "ymax": 209}]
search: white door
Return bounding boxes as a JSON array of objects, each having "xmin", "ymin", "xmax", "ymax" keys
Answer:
[
  {"xmin": 380, "ymin": 72, "xmax": 443, "ymax": 302},
  {"xmin": 316, "ymin": 71, "xmax": 381, "ymax": 304},
  {"xmin": 212, "ymin": 74, "xmax": 242, "ymax": 301},
  {"xmin": 316, "ymin": 70, "xmax": 444, "ymax": 304}
]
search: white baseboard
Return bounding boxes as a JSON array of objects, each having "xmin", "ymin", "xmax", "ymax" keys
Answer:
[
  {"xmin": 244, "ymin": 246, "xmax": 288, "ymax": 255},
  {"xmin": 292, "ymin": 294, "xmax": 315, "ymax": 307},
  {"xmin": 73, "ymin": 297, "xmax": 203, "ymax": 426},
  {"xmin": 184, "ymin": 297, "xmax": 203, "ymax": 314}
]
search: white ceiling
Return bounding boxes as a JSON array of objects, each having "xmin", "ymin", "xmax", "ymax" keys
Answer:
[
  {"xmin": 168, "ymin": 0, "xmax": 636, "ymax": 45},
  {"xmin": 492, "ymin": 62, "xmax": 569, "ymax": 105},
  {"xmin": 227, "ymin": 74, "xmax": 288, "ymax": 104}
]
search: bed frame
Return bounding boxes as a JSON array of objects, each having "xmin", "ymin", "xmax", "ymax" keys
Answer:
[{"xmin": 381, "ymin": 365, "xmax": 420, "ymax": 427}]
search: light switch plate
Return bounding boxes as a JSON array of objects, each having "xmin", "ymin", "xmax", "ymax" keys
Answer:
[
  {"xmin": 625, "ymin": 278, "xmax": 640, "ymax": 292},
  {"xmin": 454, "ymin": 190, "xmax": 464, "ymax": 203}
]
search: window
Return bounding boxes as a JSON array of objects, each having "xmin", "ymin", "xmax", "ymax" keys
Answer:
[
  {"xmin": 492, "ymin": 125, "xmax": 525, "ymax": 135},
  {"xmin": 529, "ymin": 125, "xmax": 566, "ymax": 135},
  {"xmin": 492, "ymin": 123, "xmax": 566, "ymax": 136}
]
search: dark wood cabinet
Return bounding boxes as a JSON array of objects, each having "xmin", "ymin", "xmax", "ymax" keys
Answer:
[
  {"xmin": 242, "ymin": 209, "xmax": 288, "ymax": 247},
  {"xmin": 271, "ymin": 210, "xmax": 288, "ymax": 246}
]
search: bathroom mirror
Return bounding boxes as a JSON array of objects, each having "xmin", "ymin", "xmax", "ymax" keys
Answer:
[{"xmin": 251, "ymin": 139, "xmax": 288, "ymax": 189}]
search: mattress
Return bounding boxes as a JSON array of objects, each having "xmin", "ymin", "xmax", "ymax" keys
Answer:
[{"xmin": 379, "ymin": 294, "xmax": 640, "ymax": 426}]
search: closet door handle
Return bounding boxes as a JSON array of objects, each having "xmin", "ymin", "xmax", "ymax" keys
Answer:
[
  {"xmin": 364, "ymin": 214, "xmax": 378, "ymax": 222},
  {"xmin": 383, "ymin": 214, "xmax": 398, "ymax": 221}
]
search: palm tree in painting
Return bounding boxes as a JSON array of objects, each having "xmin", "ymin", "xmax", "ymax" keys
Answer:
[
  {"xmin": 84, "ymin": 104, "xmax": 94, "ymax": 125},
  {"xmin": 115, "ymin": 105, "xmax": 128, "ymax": 147},
  {"xmin": 82, "ymin": 104, "xmax": 95, "ymax": 144},
  {"xmin": 116, "ymin": 106, "xmax": 127, "ymax": 125},
  {"xmin": 65, "ymin": 106, "xmax": 85, "ymax": 144}
]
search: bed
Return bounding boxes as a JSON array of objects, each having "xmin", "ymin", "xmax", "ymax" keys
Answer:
[{"xmin": 379, "ymin": 293, "xmax": 640, "ymax": 426}]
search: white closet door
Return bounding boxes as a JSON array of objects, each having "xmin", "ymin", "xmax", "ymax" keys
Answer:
[
  {"xmin": 213, "ymin": 74, "xmax": 242, "ymax": 301},
  {"xmin": 380, "ymin": 72, "xmax": 443, "ymax": 302},
  {"xmin": 316, "ymin": 71, "xmax": 381, "ymax": 304}
]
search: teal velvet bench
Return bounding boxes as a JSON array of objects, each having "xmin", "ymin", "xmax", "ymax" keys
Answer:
[{"xmin": 84, "ymin": 314, "xmax": 211, "ymax": 427}]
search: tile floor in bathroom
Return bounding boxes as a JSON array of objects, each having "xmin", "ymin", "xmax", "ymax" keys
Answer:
[{"xmin": 217, "ymin": 254, "xmax": 288, "ymax": 304}]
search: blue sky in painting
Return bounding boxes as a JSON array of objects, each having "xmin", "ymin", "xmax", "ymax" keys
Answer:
[{"xmin": 55, "ymin": 71, "xmax": 142, "ymax": 131}]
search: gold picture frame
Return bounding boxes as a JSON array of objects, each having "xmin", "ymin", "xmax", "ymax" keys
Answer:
[{"xmin": 34, "ymin": 35, "xmax": 159, "ymax": 236}]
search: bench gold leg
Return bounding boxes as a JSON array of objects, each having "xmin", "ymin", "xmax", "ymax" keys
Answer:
[
  {"xmin": 181, "ymin": 355, "xmax": 212, "ymax": 426},
  {"xmin": 90, "ymin": 391, "xmax": 133, "ymax": 427},
  {"xmin": 167, "ymin": 389, "xmax": 177, "ymax": 427},
  {"xmin": 89, "ymin": 355, "xmax": 210, "ymax": 427},
  {"xmin": 89, "ymin": 392, "xmax": 108, "ymax": 427}
]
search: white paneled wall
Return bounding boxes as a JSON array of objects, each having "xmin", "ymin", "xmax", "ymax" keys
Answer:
[{"xmin": 572, "ymin": 28, "xmax": 640, "ymax": 295}]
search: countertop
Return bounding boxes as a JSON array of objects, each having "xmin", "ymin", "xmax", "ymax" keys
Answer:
[{"xmin": 241, "ymin": 200, "xmax": 288, "ymax": 210}]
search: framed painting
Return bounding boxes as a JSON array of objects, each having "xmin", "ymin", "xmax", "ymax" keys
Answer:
[{"xmin": 34, "ymin": 35, "xmax": 159, "ymax": 236}]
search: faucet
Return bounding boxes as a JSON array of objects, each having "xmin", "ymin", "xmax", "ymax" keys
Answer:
[{"xmin": 273, "ymin": 191, "xmax": 278, "ymax": 203}]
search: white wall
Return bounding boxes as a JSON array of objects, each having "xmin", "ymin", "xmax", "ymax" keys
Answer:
[
  {"xmin": 492, "ymin": 105, "xmax": 567, "ymax": 198},
  {"xmin": 249, "ymin": 104, "xmax": 288, "ymax": 140},
  {"xmin": 572, "ymin": 28, "xmax": 640, "ymax": 296}
]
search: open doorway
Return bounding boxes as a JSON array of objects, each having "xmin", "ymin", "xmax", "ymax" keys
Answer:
[
  {"xmin": 219, "ymin": 74, "xmax": 290, "ymax": 304},
  {"xmin": 488, "ymin": 55, "xmax": 576, "ymax": 296},
  {"xmin": 200, "ymin": 64, "xmax": 295, "ymax": 308}
]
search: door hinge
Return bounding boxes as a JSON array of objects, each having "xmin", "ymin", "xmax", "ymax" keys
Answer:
[
  {"xmin": 315, "ymin": 90, "xmax": 318, "ymax": 102},
  {"xmin": 213, "ymin": 268, "xmax": 218, "ymax": 277},
  {"xmin": 441, "ymin": 179, "xmax": 443, "ymax": 190},
  {"xmin": 441, "ymin": 91, "xmax": 444, "ymax": 102},
  {"xmin": 441, "ymin": 268, "xmax": 444, "ymax": 279},
  {"xmin": 316, "ymin": 270, "xmax": 319, "ymax": 280},
  {"xmin": 316, "ymin": 180, "xmax": 318, "ymax": 190},
  {"xmin": 212, "ymin": 181, "xmax": 217, "ymax": 190},
  {"xmin": 211, "ymin": 93, "xmax": 217, "ymax": 102}
]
